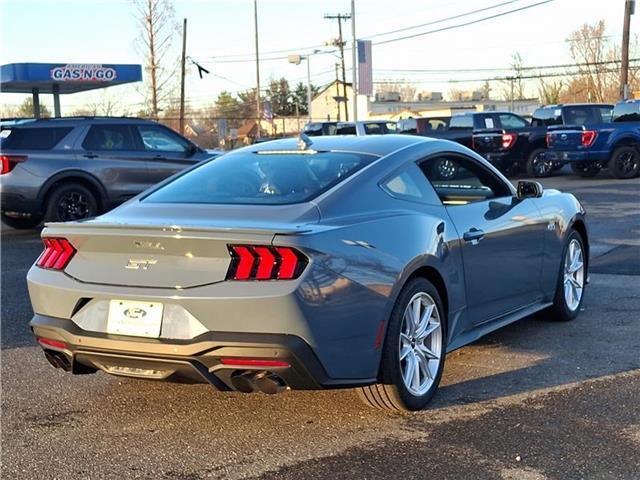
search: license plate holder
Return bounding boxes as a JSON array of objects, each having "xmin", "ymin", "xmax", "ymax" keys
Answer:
[{"xmin": 107, "ymin": 300, "xmax": 163, "ymax": 338}]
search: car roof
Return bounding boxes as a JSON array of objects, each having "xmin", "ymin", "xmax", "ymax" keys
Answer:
[
  {"xmin": 538, "ymin": 103, "xmax": 614, "ymax": 109},
  {"xmin": 5, "ymin": 116, "xmax": 159, "ymax": 128},
  {"xmin": 240, "ymin": 134, "xmax": 433, "ymax": 157}
]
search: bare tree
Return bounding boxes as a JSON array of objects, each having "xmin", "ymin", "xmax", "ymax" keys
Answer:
[
  {"xmin": 567, "ymin": 21, "xmax": 608, "ymax": 102},
  {"xmin": 538, "ymin": 78, "xmax": 565, "ymax": 104},
  {"xmin": 501, "ymin": 52, "xmax": 527, "ymax": 101},
  {"xmin": 132, "ymin": 0, "xmax": 178, "ymax": 118}
]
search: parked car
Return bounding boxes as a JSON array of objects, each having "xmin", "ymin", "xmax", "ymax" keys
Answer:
[
  {"xmin": 398, "ymin": 112, "xmax": 549, "ymax": 177},
  {"xmin": 28, "ymin": 134, "xmax": 588, "ymax": 411},
  {"xmin": 1, "ymin": 117, "xmax": 217, "ymax": 229},
  {"xmin": 545, "ymin": 100, "xmax": 640, "ymax": 178},
  {"xmin": 303, "ymin": 120, "xmax": 398, "ymax": 136}
]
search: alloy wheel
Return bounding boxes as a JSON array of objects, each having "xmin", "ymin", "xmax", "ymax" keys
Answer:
[
  {"xmin": 399, "ymin": 292, "xmax": 443, "ymax": 396},
  {"xmin": 533, "ymin": 153, "xmax": 553, "ymax": 177},
  {"xmin": 437, "ymin": 159, "xmax": 456, "ymax": 179},
  {"xmin": 615, "ymin": 150, "xmax": 639, "ymax": 177},
  {"xmin": 57, "ymin": 191, "xmax": 90, "ymax": 221},
  {"xmin": 563, "ymin": 238, "xmax": 585, "ymax": 311}
]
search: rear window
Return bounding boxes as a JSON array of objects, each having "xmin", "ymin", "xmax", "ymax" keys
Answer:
[
  {"xmin": 532, "ymin": 108, "xmax": 562, "ymax": 126},
  {"xmin": 563, "ymin": 105, "xmax": 613, "ymax": 126},
  {"xmin": 613, "ymin": 102, "xmax": 640, "ymax": 122},
  {"xmin": 2, "ymin": 127, "xmax": 73, "ymax": 150},
  {"xmin": 144, "ymin": 150, "xmax": 377, "ymax": 205}
]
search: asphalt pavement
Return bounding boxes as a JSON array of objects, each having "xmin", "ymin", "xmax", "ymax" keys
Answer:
[{"xmin": 2, "ymin": 171, "xmax": 639, "ymax": 480}]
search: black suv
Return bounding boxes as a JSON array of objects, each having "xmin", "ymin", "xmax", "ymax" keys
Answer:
[{"xmin": 1, "ymin": 117, "xmax": 216, "ymax": 229}]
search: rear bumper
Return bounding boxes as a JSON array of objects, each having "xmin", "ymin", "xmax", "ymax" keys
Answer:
[
  {"xmin": 0, "ymin": 192, "xmax": 41, "ymax": 215},
  {"xmin": 30, "ymin": 314, "xmax": 374, "ymax": 390},
  {"xmin": 545, "ymin": 150, "xmax": 609, "ymax": 163}
]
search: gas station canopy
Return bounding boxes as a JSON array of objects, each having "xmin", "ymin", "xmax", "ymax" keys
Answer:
[{"xmin": 1, "ymin": 63, "xmax": 142, "ymax": 117}]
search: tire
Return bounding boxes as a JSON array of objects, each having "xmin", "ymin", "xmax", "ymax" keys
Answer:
[
  {"xmin": 570, "ymin": 162, "xmax": 600, "ymax": 178},
  {"xmin": 543, "ymin": 230, "xmax": 587, "ymax": 322},
  {"xmin": 1, "ymin": 213, "xmax": 43, "ymax": 229},
  {"xmin": 526, "ymin": 148, "xmax": 554, "ymax": 178},
  {"xmin": 357, "ymin": 278, "xmax": 446, "ymax": 412},
  {"xmin": 44, "ymin": 183, "xmax": 98, "ymax": 223},
  {"xmin": 608, "ymin": 145, "xmax": 640, "ymax": 179}
]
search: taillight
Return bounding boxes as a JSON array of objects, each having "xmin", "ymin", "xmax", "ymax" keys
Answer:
[
  {"xmin": 219, "ymin": 358, "xmax": 290, "ymax": 367},
  {"xmin": 581, "ymin": 130, "xmax": 597, "ymax": 147},
  {"xmin": 227, "ymin": 245, "xmax": 308, "ymax": 281},
  {"xmin": 36, "ymin": 238, "xmax": 76, "ymax": 270},
  {"xmin": 502, "ymin": 133, "xmax": 516, "ymax": 150},
  {"xmin": 546, "ymin": 132, "xmax": 552, "ymax": 147},
  {"xmin": 0, "ymin": 155, "xmax": 27, "ymax": 175}
]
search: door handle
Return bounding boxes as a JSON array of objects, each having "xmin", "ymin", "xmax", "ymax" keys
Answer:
[
  {"xmin": 463, "ymin": 228, "xmax": 485, "ymax": 245},
  {"xmin": 83, "ymin": 153, "xmax": 98, "ymax": 159}
]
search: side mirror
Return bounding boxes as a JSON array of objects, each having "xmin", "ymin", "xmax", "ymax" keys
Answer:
[
  {"xmin": 186, "ymin": 143, "xmax": 198, "ymax": 157},
  {"xmin": 517, "ymin": 180, "xmax": 544, "ymax": 200}
]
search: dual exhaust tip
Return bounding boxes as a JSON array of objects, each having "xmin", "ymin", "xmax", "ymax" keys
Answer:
[
  {"xmin": 43, "ymin": 349, "xmax": 72, "ymax": 372},
  {"xmin": 230, "ymin": 371, "xmax": 288, "ymax": 395}
]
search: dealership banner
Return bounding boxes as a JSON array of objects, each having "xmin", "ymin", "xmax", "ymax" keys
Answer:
[{"xmin": 357, "ymin": 40, "xmax": 373, "ymax": 96}]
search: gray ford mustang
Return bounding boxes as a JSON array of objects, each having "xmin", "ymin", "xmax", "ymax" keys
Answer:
[{"xmin": 27, "ymin": 134, "xmax": 588, "ymax": 411}]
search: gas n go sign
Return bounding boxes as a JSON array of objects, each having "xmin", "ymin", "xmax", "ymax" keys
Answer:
[{"xmin": 50, "ymin": 64, "xmax": 117, "ymax": 82}]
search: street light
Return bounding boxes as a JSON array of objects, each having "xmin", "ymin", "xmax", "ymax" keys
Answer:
[{"xmin": 288, "ymin": 54, "xmax": 312, "ymax": 122}]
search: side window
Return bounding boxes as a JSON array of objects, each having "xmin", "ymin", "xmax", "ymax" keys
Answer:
[
  {"xmin": 2, "ymin": 127, "xmax": 73, "ymax": 150},
  {"xmin": 498, "ymin": 114, "xmax": 528, "ymax": 129},
  {"xmin": 138, "ymin": 125, "xmax": 189, "ymax": 153},
  {"xmin": 449, "ymin": 115, "xmax": 473, "ymax": 129},
  {"xmin": 83, "ymin": 125, "xmax": 137, "ymax": 151},
  {"xmin": 613, "ymin": 102, "xmax": 640, "ymax": 122},
  {"xmin": 380, "ymin": 163, "xmax": 439, "ymax": 204},
  {"xmin": 420, "ymin": 154, "xmax": 512, "ymax": 205},
  {"xmin": 364, "ymin": 123, "xmax": 383, "ymax": 134}
]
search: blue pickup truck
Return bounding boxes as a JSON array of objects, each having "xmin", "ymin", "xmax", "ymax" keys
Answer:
[{"xmin": 546, "ymin": 100, "xmax": 640, "ymax": 178}]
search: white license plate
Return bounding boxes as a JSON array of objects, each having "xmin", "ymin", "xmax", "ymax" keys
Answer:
[{"xmin": 107, "ymin": 300, "xmax": 163, "ymax": 338}]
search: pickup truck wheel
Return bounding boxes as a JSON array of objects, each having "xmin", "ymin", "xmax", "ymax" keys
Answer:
[
  {"xmin": 1, "ymin": 213, "xmax": 43, "ymax": 230},
  {"xmin": 570, "ymin": 162, "xmax": 600, "ymax": 178},
  {"xmin": 608, "ymin": 146, "xmax": 640, "ymax": 179},
  {"xmin": 357, "ymin": 278, "xmax": 446, "ymax": 412},
  {"xmin": 44, "ymin": 183, "xmax": 98, "ymax": 222},
  {"xmin": 526, "ymin": 148, "xmax": 553, "ymax": 177}
]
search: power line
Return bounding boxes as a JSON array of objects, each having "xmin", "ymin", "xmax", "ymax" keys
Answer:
[
  {"xmin": 373, "ymin": 0, "xmax": 556, "ymax": 46},
  {"xmin": 375, "ymin": 58, "xmax": 640, "ymax": 75},
  {"xmin": 196, "ymin": 0, "xmax": 536, "ymax": 61},
  {"xmin": 365, "ymin": 0, "xmax": 524, "ymax": 40},
  {"xmin": 373, "ymin": 66, "xmax": 639, "ymax": 85}
]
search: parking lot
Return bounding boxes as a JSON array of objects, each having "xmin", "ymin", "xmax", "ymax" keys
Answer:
[{"xmin": 1, "ymin": 170, "xmax": 638, "ymax": 480}]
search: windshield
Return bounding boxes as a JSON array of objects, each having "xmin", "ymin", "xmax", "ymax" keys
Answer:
[{"xmin": 144, "ymin": 150, "xmax": 377, "ymax": 205}]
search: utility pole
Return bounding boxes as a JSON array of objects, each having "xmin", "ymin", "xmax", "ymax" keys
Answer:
[
  {"xmin": 350, "ymin": 0, "xmax": 358, "ymax": 121},
  {"xmin": 253, "ymin": 0, "xmax": 262, "ymax": 138},
  {"xmin": 179, "ymin": 18, "xmax": 187, "ymax": 135},
  {"xmin": 335, "ymin": 63, "xmax": 341, "ymax": 121},
  {"xmin": 620, "ymin": 0, "xmax": 635, "ymax": 99},
  {"xmin": 325, "ymin": 13, "xmax": 351, "ymax": 121}
]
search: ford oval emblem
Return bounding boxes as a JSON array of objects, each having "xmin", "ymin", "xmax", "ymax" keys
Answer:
[
  {"xmin": 123, "ymin": 307, "xmax": 147, "ymax": 319},
  {"xmin": 483, "ymin": 136, "xmax": 490, "ymax": 143},
  {"xmin": 561, "ymin": 134, "xmax": 567, "ymax": 141}
]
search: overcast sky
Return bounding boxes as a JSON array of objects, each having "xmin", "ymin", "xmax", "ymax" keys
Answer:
[{"xmin": 1, "ymin": 0, "xmax": 636, "ymax": 114}]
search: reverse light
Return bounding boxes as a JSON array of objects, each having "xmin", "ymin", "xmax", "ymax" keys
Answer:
[
  {"xmin": 36, "ymin": 238, "xmax": 76, "ymax": 270},
  {"xmin": 227, "ymin": 245, "xmax": 308, "ymax": 281},
  {"xmin": 581, "ymin": 130, "xmax": 597, "ymax": 147},
  {"xmin": 0, "ymin": 154, "xmax": 27, "ymax": 175},
  {"xmin": 502, "ymin": 132, "xmax": 516, "ymax": 150}
]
